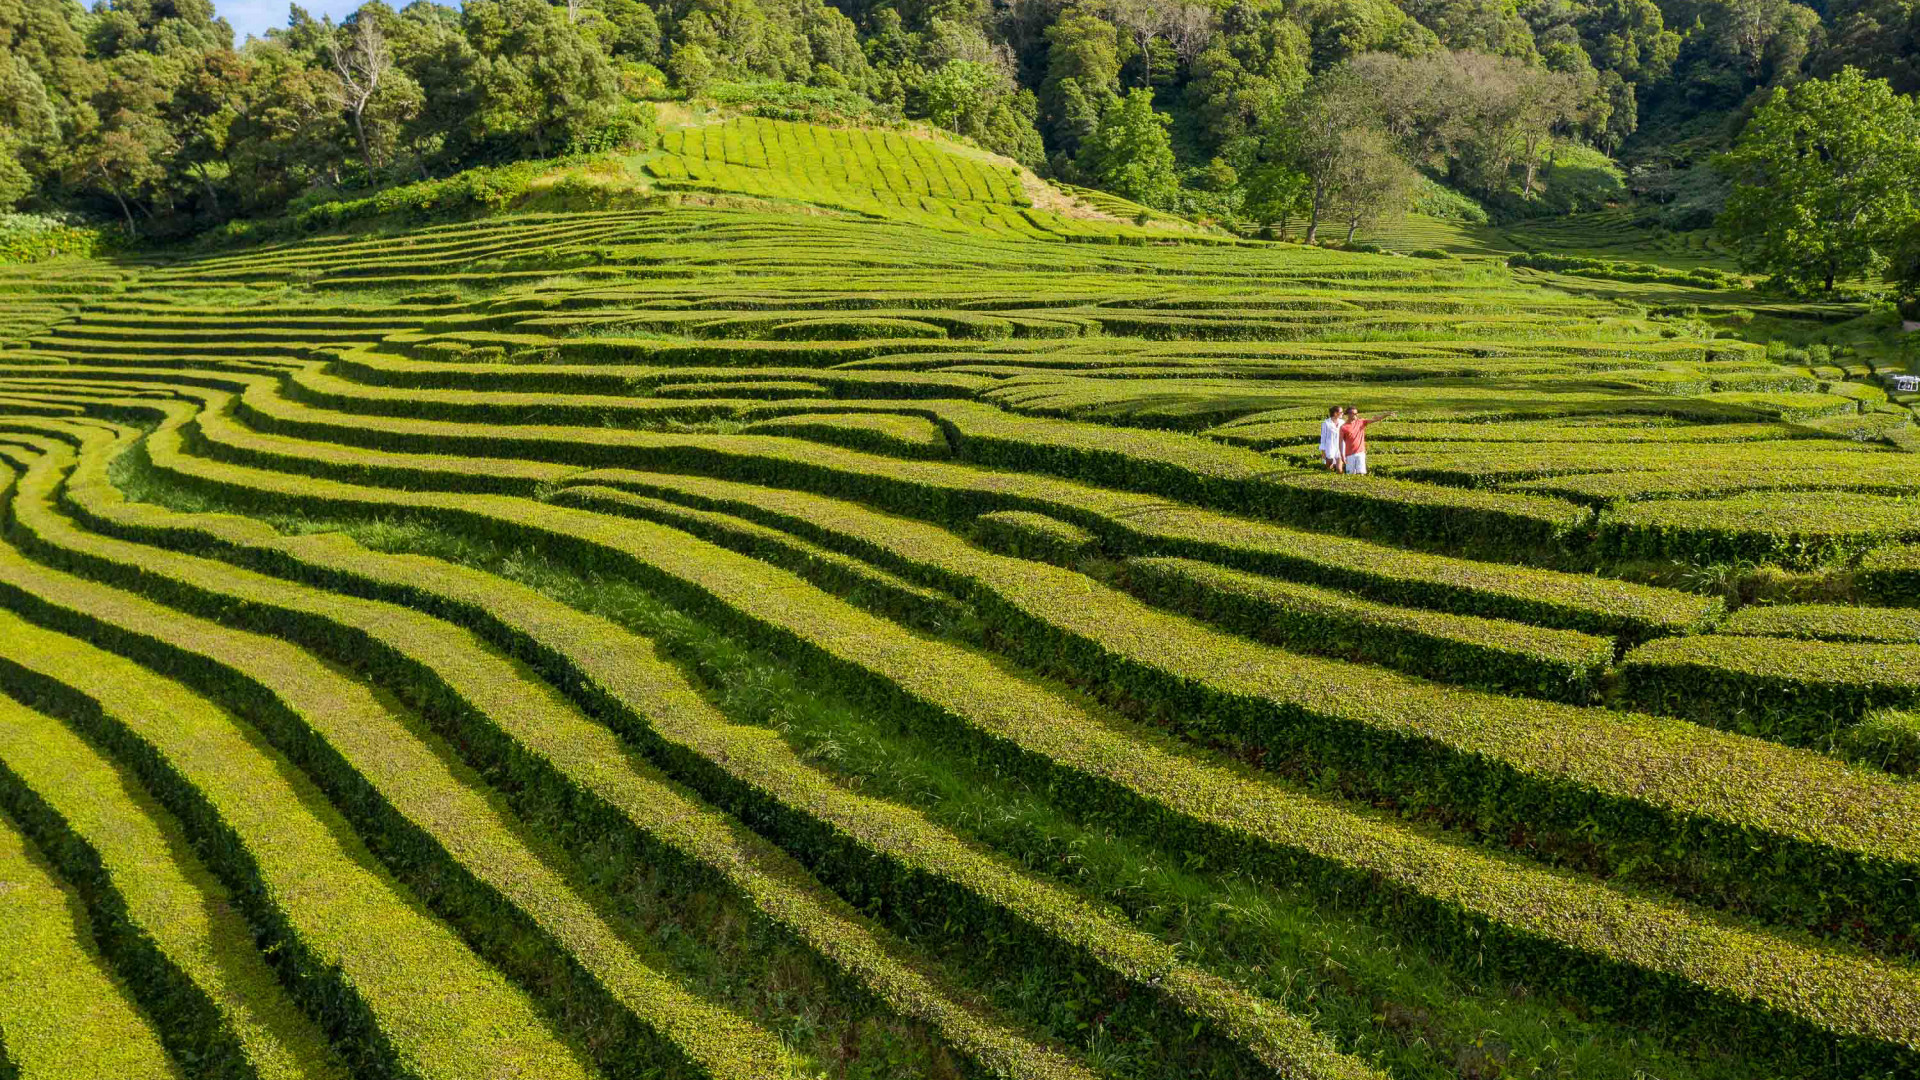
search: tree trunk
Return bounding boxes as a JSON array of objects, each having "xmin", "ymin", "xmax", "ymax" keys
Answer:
[
  {"xmin": 1305, "ymin": 183, "xmax": 1323, "ymax": 244},
  {"xmin": 110, "ymin": 188, "xmax": 137, "ymax": 239},
  {"xmin": 1345, "ymin": 217, "xmax": 1358, "ymax": 243},
  {"xmin": 352, "ymin": 110, "xmax": 376, "ymax": 177},
  {"xmin": 1522, "ymin": 157, "xmax": 1538, "ymax": 197}
]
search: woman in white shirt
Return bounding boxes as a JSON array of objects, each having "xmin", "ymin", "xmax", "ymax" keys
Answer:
[{"xmin": 1319, "ymin": 406, "xmax": 1344, "ymax": 471}]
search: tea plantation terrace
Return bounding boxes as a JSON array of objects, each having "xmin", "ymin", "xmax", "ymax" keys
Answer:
[{"xmin": 0, "ymin": 200, "xmax": 1917, "ymax": 1080}]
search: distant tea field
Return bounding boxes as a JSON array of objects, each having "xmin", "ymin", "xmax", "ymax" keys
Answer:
[{"xmin": 1, "ymin": 137, "xmax": 1917, "ymax": 1079}]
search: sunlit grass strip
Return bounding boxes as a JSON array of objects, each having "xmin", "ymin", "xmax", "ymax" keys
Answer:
[
  {"xmin": 0, "ymin": 695, "xmax": 345, "ymax": 1080},
  {"xmin": 1855, "ymin": 544, "xmax": 1920, "ymax": 606},
  {"xmin": 1, "ymin": 434, "xmax": 801, "ymax": 1080},
  {"xmin": 1597, "ymin": 492, "xmax": 1920, "ymax": 567},
  {"xmin": 1722, "ymin": 604, "xmax": 1920, "ymax": 644},
  {"xmin": 547, "ymin": 486, "xmax": 968, "ymax": 630},
  {"xmin": 0, "ymin": 790, "xmax": 179, "ymax": 1080},
  {"xmin": 109, "ymin": 407, "xmax": 1920, "ymax": 1073},
  {"xmin": 971, "ymin": 511, "xmax": 1099, "ymax": 566},
  {"xmin": 741, "ymin": 412, "xmax": 950, "ymax": 458},
  {"xmin": 0, "ymin": 580, "xmax": 588, "ymax": 1079}
]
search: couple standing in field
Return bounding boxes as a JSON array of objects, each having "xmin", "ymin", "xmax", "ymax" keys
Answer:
[{"xmin": 1320, "ymin": 406, "xmax": 1395, "ymax": 475}]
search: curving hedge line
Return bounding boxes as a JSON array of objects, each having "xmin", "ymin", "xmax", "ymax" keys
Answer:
[
  {"xmin": 971, "ymin": 510, "xmax": 1099, "ymax": 566},
  {"xmin": 0, "ymin": 436, "xmax": 788, "ymax": 1080},
  {"xmin": 742, "ymin": 411, "xmax": 951, "ymax": 459},
  {"xmin": 64, "ymin": 417, "xmax": 1372, "ymax": 1080},
  {"xmin": 190, "ymin": 371, "xmax": 1711, "ymax": 639},
  {"xmin": 0, "ymin": 692, "xmax": 345, "ymax": 1080},
  {"xmin": 1598, "ymin": 492, "xmax": 1920, "ymax": 568},
  {"xmin": 1123, "ymin": 556, "xmax": 1611, "ymax": 703},
  {"xmin": 1619, "ymin": 635, "xmax": 1920, "ymax": 746},
  {"xmin": 1860, "ymin": 544, "xmax": 1920, "ymax": 605},
  {"xmin": 921, "ymin": 401, "xmax": 1593, "ymax": 556},
  {"xmin": 0, "ymin": 545, "xmax": 589, "ymax": 1078},
  {"xmin": 328, "ymin": 343, "xmax": 994, "ymax": 399},
  {"xmin": 101, "ymin": 411, "xmax": 1920, "ymax": 1076},
  {"xmin": 0, "ymin": 783, "xmax": 178, "ymax": 1080},
  {"xmin": 550, "ymin": 485, "xmax": 969, "ymax": 630},
  {"xmin": 1722, "ymin": 604, "xmax": 1920, "ymax": 644}
]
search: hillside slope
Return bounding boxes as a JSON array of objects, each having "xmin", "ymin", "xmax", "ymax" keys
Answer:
[{"xmin": 0, "ymin": 190, "xmax": 1916, "ymax": 1080}]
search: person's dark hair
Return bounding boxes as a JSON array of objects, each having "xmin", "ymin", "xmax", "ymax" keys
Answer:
[
  {"xmin": 1328, "ymin": 406, "xmax": 1341, "ymax": 417},
  {"xmin": 1343, "ymin": 405, "xmax": 1358, "ymax": 415}
]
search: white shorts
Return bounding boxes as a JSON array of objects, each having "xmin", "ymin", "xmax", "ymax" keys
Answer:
[{"xmin": 1344, "ymin": 453, "xmax": 1366, "ymax": 474}]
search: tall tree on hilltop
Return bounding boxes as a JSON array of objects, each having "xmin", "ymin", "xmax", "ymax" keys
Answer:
[
  {"xmin": 326, "ymin": 8, "xmax": 394, "ymax": 174},
  {"xmin": 1716, "ymin": 67, "xmax": 1920, "ymax": 292}
]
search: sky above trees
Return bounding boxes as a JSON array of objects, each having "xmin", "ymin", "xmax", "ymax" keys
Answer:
[{"xmin": 220, "ymin": 0, "xmax": 359, "ymax": 41}]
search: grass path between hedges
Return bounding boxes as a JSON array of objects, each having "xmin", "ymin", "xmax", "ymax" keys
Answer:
[
  {"xmin": 0, "ymin": 786, "xmax": 180, "ymax": 1080},
  {"xmin": 63, "ymin": 393, "xmax": 1920, "ymax": 1077},
  {"xmin": 0, "ymin": 692, "xmax": 347, "ymax": 1080},
  {"xmin": 0, "ymin": 434, "xmax": 811, "ymax": 1080}
]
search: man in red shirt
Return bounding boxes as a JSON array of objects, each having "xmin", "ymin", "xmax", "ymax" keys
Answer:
[{"xmin": 1339, "ymin": 406, "xmax": 1394, "ymax": 475}]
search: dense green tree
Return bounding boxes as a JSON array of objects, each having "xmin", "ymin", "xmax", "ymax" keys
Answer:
[
  {"xmin": 1183, "ymin": 1, "xmax": 1308, "ymax": 152},
  {"xmin": 1815, "ymin": 0, "xmax": 1919, "ymax": 92},
  {"xmin": 920, "ymin": 56, "xmax": 997, "ymax": 127},
  {"xmin": 1324, "ymin": 122, "xmax": 1418, "ymax": 239},
  {"xmin": 162, "ymin": 44, "xmax": 243, "ymax": 213},
  {"xmin": 68, "ymin": 50, "xmax": 171, "ymax": 231},
  {"xmin": 1716, "ymin": 67, "xmax": 1920, "ymax": 292},
  {"xmin": 1292, "ymin": 0, "xmax": 1437, "ymax": 67},
  {"xmin": 86, "ymin": 0, "xmax": 229, "ymax": 59},
  {"xmin": 974, "ymin": 86, "xmax": 1046, "ymax": 165},
  {"xmin": 1074, "ymin": 84, "xmax": 1176, "ymax": 205},
  {"xmin": 667, "ymin": 39, "xmax": 711, "ymax": 93},
  {"xmin": 1403, "ymin": 0, "xmax": 1535, "ymax": 58},
  {"xmin": 1893, "ymin": 217, "xmax": 1920, "ymax": 315},
  {"xmin": 2, "ymin": 0, "xmax": 103, "ymax": 181},
  {"xmin": 466, "ymin": 0, "xmax": 617, "ymax": 155},
  {"xmin": 1352, "ymin": 48, "xmax": 1592, "ymax": 198},
  {"xmin": 1286, "ymin": 65, "xmax": 1377, "ymax": 240},
  {"xmin": 224, "ymin": 33, "xmax": 345, "ymax": 209},
  {"xmin": 1040, "ymin": 8, "xmax": 1119, "ymax": 155},
  {"xmin": 588, "ymin": 0, "xmax": 661, "ymax": 61},
  {"xmin": 1576, "ymin": 0, "xmax": 1678, "ymax": 82},
  {"xmin": 1239, "ymin": 159, "xmax": 1308, "ymax": 229},
  {"xmin": 326, "ymin": 6, "xmax": 411, "ymax": 175},
  {"xmin": 386, "ymin": 1, "xmax": 478, "ymax": 174}
]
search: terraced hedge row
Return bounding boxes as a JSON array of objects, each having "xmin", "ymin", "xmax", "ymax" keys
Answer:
[
  {"xmin": 2, "ymin": 199, "xmax": 1917, "ymax": 1080},
  {"xmin": 109, "ymin": 413, "xmax": 1920, "ymax": 1074}
]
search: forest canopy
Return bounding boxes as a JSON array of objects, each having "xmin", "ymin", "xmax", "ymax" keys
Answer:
[{"xmin": 1, "ymin": 0, "xmax": 1917, "ymax": 275}]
